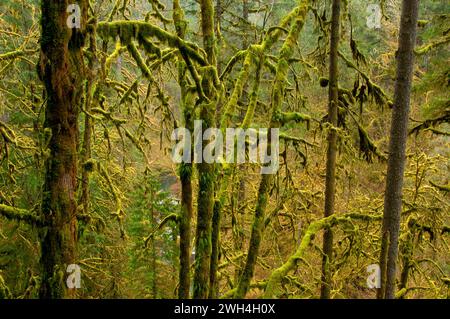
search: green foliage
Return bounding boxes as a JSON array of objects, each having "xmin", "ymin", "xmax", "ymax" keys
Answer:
[{"xmin": 125, "ymin": 172, "xmax": 179, "ymax": 298}]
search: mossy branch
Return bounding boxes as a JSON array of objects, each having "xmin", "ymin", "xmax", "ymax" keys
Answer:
[
  {"xmin": 409, "ymin": 110, "xmax": 450, "ymax": 136},
  {"xmin": 338, "ymin": 51, "xmax": 391, "ymax": 107},
  {"xmin": 415, "ymin": 34, "xmax": 450, "ymax": 56},
  {"xmin": 105, "ymin": 39, "xmax": 126, "ymax": 74},
  {"xmin": 0, "ymin": 49, "xmax": 37, "ymax": 62},
  {"xmin": 127, "ymin": 41, "xmax": 153, "ymax": 80},
  {"xmin": 263, "ymin": 212, "xmax": 382, "ymax": 298},
  {"xmin": 429, "ymin": 181, "xmax": 450, "ymax": 193},
  {"xmin": 280, "ymin": 133, "xmax": 316, "ymax": 147},
  {"xmin": 241, "ymin": 53, "xmax": 264, "ymax": 129},
  {"xmin": 220, "ymin": 49, "xmax": 247, "ymax": 80},
  {"xmin": 97, "ymin": 20, "xmax": 207, "ymax": 66},
  {"xmin": 144, "ymin": 213, "xmax": 179, "ymax": 247},
  {"xmin": 220, "ymin": 281, "xmax": 267, "ymax": 299},
  {"xmin": 220, "ymin": 45, "xmax": 260, "ymax": 129},
  {"xmin": 276, "ymin": 112, "xmax": 311, "ymax": 127},
  {"xmin": 0, "ymin": 204, "xmax": 43, "ymax": 225}
]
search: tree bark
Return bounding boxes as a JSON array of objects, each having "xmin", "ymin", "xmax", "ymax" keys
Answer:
[
  {"xmin": 320, "ymin": 0, "xmax": 341, "ymax": 300},
  {"xmin": 81, "ymin": 31, "xmax": 97, "ymax": 217},
  {"xmin": 38, "ymin": 0, "xmax": 87, "ymax": 298},
  {"xmin": 173, "ymin": 0, "xmax": 193, "ymax": 299},
  {"xmin": 234, "ymin": 0, "xmax": 310, "ymax": 299},
  {"xmin": 378, "ymin": 0, "xmax": 419, "ymax": 300},
  {"xmin": 193, "ymin": 0, "xmax": 217, "ymax": 299}
]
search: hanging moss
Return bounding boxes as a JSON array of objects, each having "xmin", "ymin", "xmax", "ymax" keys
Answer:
[
  {"xmin": 338, "ymin": 51, "xmax": 391, "ymax": 107},
  {"xmin": 357, "ymin": 123, "xmax": 387, "ymax": 162}
]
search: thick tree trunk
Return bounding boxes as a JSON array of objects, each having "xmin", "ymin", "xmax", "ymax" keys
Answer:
[
  {"xmin": 320, "ymin": 0, "xmax": 341, "ymax": 300},
  {"xmin": 193, "ymin": 0, "xmax": 217, "ymax": 299},
  {"xmin": 38, "ymin": 0, "xmax": 87, "ymax": 298},
  {"xmin": 378, "ymin": 0, "xmax": 419, "ymax": 300}
]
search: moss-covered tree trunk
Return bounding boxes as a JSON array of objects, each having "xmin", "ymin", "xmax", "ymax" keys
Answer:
[
  {"xmin": 320, "ymin": 0, "xmax": 341, "ymax": 300},
  {"xmin": 81, "ymin": 31, "xmax": 97, "ymax": 217},
  {"xmin": 38, "ymin": 0, "xmax": 87, "ymax": 298},
  {"xmin": 234, "ymin": 173, "xmax": 271, "ymax": 299},
  {"xmin": 193, "ymin": 0, "xmax": 217, "ymax": 299},
  {"xmin": 173, "ymin": 0, "xmax": 193, "ymax": 299},
  {"xmin": 234, "ymin": 0, "xmax": 310, "ymax": 299},
  {"xmin": 378, "ymin": 0, "xmax": 419, "ymax": 300},
  {"xmin": 209, "ymin": 198, "xmax": 221, "ymax": 298}
]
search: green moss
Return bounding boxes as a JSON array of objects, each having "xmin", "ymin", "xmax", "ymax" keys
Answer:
[
  {"xmin": 97, "ymin": 20, "xmax": 207, "ymax": 66},
  {"xmin": 264, "ymin": 213, "xmax": 382, "ymax": 298},
  {"xmin": 0, "ymin": 204, "xmax": 42, "ymax": 225},
  {"xmin": 220, "ymin": 45, "xmax": 257, "ymax": 128}
]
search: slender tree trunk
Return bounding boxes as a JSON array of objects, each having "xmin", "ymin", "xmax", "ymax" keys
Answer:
[
  {"xmin": 236, "ymin": 0, "xmax": 249, "ymax": 218},
  {"xmin": 179, "ymin": 162, "xmax": 193, "ymax": 298},
  {"xmin": 378, "ymin": 0, "xmax": 419, "ymax": 300},
  {"xmin": 234, "ymin": 173, "xmax": 271, "ymax": 298},
  {"xmin": 231, "ymin": 0, "xmax": 250, "ymax": 285},
  {"xmin": 320, "ymin": 0, "xmax": 341, "ymax": 300},
  {"xmin": 150, "ymin": 188, "xmax": 158, "ymax": 298},
  {"xmin": 193, "ymin": 0, "xmax": 217, "ymax": 299},
  {"xmin": 209, "ymin": 199, "xmax": 221, "ymax": 298},
  {"xmin": 242, "ymin": 0, "xmax": 249, "ymax": 49},
  {"xmin": 398, "ymin": 226, "xmax": 414, "ymax": 298},
  {"xmin": 234, "ymin": 0, "xmax": 310, "ymax": 298},
  {"xmin": 81, "ymin": 32, "xmax": 96, "ymax": 216},
  {"xmin": 207, "ymin": 0, "xmax": 225, "ymax": 299},
  {"xmin": 38, "ymin": 0, "xmax": 87, "ymax": 298},
  {"xmin": 173, "ymin": 0, "xmax": 193, "ymax": 299}
]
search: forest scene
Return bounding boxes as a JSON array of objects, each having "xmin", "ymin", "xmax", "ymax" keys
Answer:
[{"xmin": 0, "ymin": 0, "xmax": 448, "ymax": 300}]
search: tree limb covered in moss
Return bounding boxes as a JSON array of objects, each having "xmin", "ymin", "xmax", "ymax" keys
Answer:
[
  {"xmin": 0, "ymin": 49, "xmax": 38, "ymax": 61},
  {"xmin": 280, "ymin": 133, "xmax": 316, "ymax": 147},
  {"xmin": 144, "ymin": 213, "xmax": 179, "ymax": 247},
  {"xmin": 97, "ymin": 20, "xmax": 207, "ymax": 66},
  {"xmin": 429, "ymin": 181, "xmax": 450, "ymax": 192},
  {"xmin": 264, "ymin": 212, "xmax": 382, "ymax": 298},
  {"xmin": 0, "ymin": 204, "xmax": 43, "ymax": 225},
  {"xmin": 221, "ymin": 281, "xmax": 267, "ymax": 299},
  {"xmin": 415, "ymin": 34, "xmax": 450, "ymax": 55},
  {"xmin": 338, "ymin": 50, "xmax": 392, "ymax": 107},
  {"xmin": 276, "ymin": 111, "xmax": 311, "ymax": 126},
  {"xmin": 234, "ymin": 0, "xmax": 311, "ymax": 299},
  {"xmin": 409, "ymin": 110, "xmax": 450, "ymax": 136}
]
